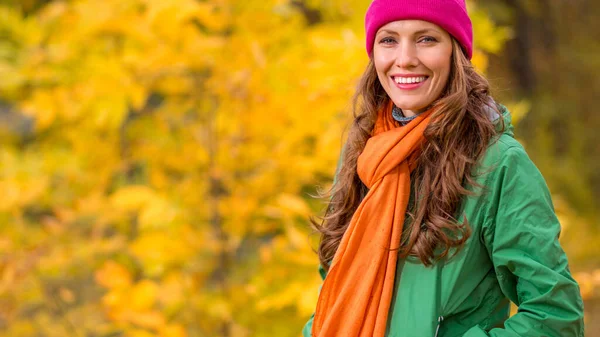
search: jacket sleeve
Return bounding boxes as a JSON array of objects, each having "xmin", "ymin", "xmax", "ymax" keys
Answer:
[
  {"xmin": 302, "ymin": 264, "xmax": 328, "ymax": 337},
  {"xmin": 464, "ymin": 146, "xmax": 585, "ymax": 337}
]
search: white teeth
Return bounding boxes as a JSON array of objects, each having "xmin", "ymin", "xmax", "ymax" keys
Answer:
[{"xmin": 394, "ymin": 76, "xmax": 427, "ymax": 84}]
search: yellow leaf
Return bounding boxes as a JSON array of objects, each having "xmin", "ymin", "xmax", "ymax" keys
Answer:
[
  {"xmin": 138, "ymin": 198, "xmax": 178, "ymax": 230},
  {"xmin": 129, "ymin": 83, "xmax": 148, "ymax": 111},
  {"xmin": 20, "ymin": 90, "xmax": 57, "ymax": 131},
  {"xmin": 284, "ymin": 223, "xmax": 309, "ymax": 249},
  {"xmin": 159, "ymin": 324, "xmax": 187, "ymax": 337},
  {"xmin": 205, "ymin": 297, "xmax": 232, "ymax": 320},
  {"xmin": 58, "ymin": 287, "xmax": 75, "ymax": 303},
  {"xmin": 130, "ymin": 229, "xmax": 197, "ymax": 276},
  {"xmin": 470, "ymin": 49, "xmax": 488, "ymax": 73},
  {"xmin": 130, "ymin": 280, "xmax": 159, "ymax": 311},
  {"xmin": 110, "ymin": 186, "xmax": 160, "ymax": 212},
  {"xmin": 102, "ymin": 289, "xmax": 123, "ymax": 308},
  {"xmin": 276, "ymin": 193, "xmax": 310, "ymax": 216},
  {"xmin": 504, "ymin": 100, "xmax": 531, "ymax": 126},
  {"xmin": 95, "ymin": 261, "xmax": 133, "ymax": 289},
  {"xmin": 156, "ymin": 273, "xmax": 185, "ymax": 307},
  {"xmin": 127, "ymin": 310, "xmax": 166, "ymax": 330}
]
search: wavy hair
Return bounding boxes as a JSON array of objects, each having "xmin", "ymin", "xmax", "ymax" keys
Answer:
[{"xmin": 311, "ymin": 39, "xmax": 502, "ymax": 271}]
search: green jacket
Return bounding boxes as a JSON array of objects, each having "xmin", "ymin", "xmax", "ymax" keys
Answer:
[{"xmin": 303, "ymin": 107, "xmax": 584, "ymax": 337}]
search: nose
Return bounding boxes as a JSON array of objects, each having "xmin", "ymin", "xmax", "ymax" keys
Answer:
[{"xmin": 394, "ymin": 42, "xmax": 419, "ymax": 69}]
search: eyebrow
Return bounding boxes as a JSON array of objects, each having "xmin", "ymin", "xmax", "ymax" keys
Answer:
[{"xmin": 376, "ymin": 28, "xmax": 442, "ymax": 37}]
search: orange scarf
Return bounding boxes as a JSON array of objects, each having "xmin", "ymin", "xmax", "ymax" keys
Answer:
[{"xmin": 312, "ymin": 101, "xmax": 433, "ymax": 337}]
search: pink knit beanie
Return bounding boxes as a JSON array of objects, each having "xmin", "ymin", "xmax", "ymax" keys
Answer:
[{"xmin": 365, "ymin": 0, "xmax": 473, "ymax": 59}]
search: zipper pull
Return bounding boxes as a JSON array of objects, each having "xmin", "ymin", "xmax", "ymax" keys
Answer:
[{"xmin": 434, "ymin": 316, "xmax": 444, "ymax": 337}]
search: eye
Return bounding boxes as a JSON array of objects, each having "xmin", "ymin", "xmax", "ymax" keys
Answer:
[
  {"xmin": 379, "ymin": 37, "xmax": 397, "ymax": 45},
  {"xmin": 418, "ymin": 36, "xmax": 438, "ymax": 43}
]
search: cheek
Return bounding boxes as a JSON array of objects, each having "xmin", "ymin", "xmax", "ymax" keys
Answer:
[
  {"xmin": 441, "ymin": 61, "xmax": 452, "ymax": 87},
  {"xmin": 427, "ymin": 56, "xmax": 452, "ymax": 86},
  {"xmin": 438, "ymin": 62, "xmax": 451, "ymax": 85},
  {"xmin": 373, "ymin": 61, "xmax": 390, "ymax": 87},
  {"xmin": 373, "ymin": 49, "xmax": 394, "ymax": 74}
]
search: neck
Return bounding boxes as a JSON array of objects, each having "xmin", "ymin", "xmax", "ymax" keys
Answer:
[
  {"xmin": 401, "ymin": 107, "xmax": 428, "ymax": 117},
  {"xmin": 392, "ymin": 105, "xmax": 423, "ymax": 125}
]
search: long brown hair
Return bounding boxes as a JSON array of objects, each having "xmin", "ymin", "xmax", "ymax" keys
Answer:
[{"xmin": 311, "ymin": 39, "xmax": 501, "ymax": 271}]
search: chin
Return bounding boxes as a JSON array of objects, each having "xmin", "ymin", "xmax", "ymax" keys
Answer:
[{"xmin": 393, "ymin": 100, "xmax": 428, "ymax": 112}]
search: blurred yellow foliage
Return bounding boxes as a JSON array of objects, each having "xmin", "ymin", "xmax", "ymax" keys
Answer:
[
  {"xmin": 2, "ymin": 1, "xmax": 591, "ymax": 337},
  {"xmin": 96, "ymin": 260, "xmax": 133, "ymax": 289}
]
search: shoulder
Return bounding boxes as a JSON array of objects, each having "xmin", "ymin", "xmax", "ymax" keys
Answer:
[
  {"xmin": 477, "ymin": 138, "xmax": 559, "ymax": 246},
  {"xmin": 473, "ymin": 133, "xmax": 553, "ymax": 215},
  {"xmin": 477, "ymin": 133, "xmax": 536, "ymax": 179}
]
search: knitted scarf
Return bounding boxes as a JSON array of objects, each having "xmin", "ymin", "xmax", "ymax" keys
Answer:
[{"xmin": 311, "ymin": 100, "xmax": 433, "ymax": 337}]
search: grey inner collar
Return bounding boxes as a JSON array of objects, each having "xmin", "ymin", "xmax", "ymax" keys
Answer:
[
  {"xmin": 391, "ymin": 98, "xmax": 500, "ymax": 126},
  {"xmin": 391, "ymin": 105, "xmax": 421, "ymax": 125}
]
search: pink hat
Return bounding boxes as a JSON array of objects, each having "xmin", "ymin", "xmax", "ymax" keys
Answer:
[{"xmin": 365, "ymin": 0, "xmax": 473, "ymax": 59}]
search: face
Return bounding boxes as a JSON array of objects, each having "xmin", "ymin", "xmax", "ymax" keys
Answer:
[{"xmin": 373, "ymin": 20, "xmax": 453, "ymax": 116}]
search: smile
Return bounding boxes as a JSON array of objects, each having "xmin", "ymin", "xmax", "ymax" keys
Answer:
[
  {"xmin": 393, "ymin": 76, "xmax": 428, "ymax": 84},
  {"xmin": 391, "ymin": 75, "xmax": 429, "ymax": 90}
]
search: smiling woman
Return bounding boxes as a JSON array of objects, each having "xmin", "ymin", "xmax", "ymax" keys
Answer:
[
  {"xmin": 303, "ymin": 0, "xmax": 585, "ymax": 337},
  {"xmin": 373, "ymin": 20, "xmax": 453, "ymax": 116}
]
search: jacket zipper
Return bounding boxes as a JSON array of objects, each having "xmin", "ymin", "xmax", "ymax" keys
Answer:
[
  {"xmin": 434, "ymin": 257, "xmax": 446, "ymax": 337},
  {"xmin": 434, "ymin": 316, "xmax": 444, "ymax": 337}
]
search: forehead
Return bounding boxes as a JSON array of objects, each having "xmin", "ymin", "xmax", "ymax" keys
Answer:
[{"xmin": 376, "ymin": 20, "xmax": 447, "ymax": 35}]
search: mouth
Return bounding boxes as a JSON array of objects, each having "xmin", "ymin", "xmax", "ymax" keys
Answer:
[
  {"xmin": 390, "ymin": 75, "xmax": 429, "ymax": 90},
  {"xmin": 391, "ymin": 75, "xmax": 429, "ymax": 85}
]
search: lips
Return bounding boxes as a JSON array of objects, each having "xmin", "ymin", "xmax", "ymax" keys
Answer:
[
  {"xmin": 391, "ymin": 75, "xmax": 429, "ymax": 84},
  {"xmin": 390, "ymin": 75, "xmax": 429, "ymax": 90}
]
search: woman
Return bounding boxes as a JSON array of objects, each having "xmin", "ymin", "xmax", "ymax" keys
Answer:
[{"xmin": 303, "ymin": 0, "xmax": 585, "ymax": 336}]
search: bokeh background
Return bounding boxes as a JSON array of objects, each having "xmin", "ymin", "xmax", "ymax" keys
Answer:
[{"xmin": 0, "ymin": 0, "xmax": 598, "ymax": 336}]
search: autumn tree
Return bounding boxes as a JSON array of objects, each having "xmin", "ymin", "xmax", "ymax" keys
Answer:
[{"xmin": 3, "ymin": 1, "xmax": 579, "ymax": 337}]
